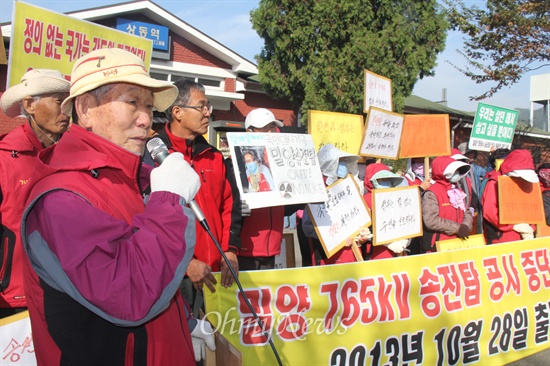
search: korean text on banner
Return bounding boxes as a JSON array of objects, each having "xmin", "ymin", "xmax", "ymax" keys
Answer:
[
  {"xmin": 469, "ymin": 103, "xmax": 519, "ymax": 152},
  {"xmin": 307, "ymin": 110, "xmax": 364, "ymax": 155},
  {"xmin": 8, "ymin": 2, "xmax": 153, "ymax": 88},
  {"xmin": 371, "ymin": 185, "xmax": 422, "ymax": 245},
  {"xmin": 205, "ymin": 238, "xmax": 549, "ymax": 366},
  {"xmin": 359, "ymin": 107, "xmax": 404, "ymax": 159},
  {"xmin": 364, "ymin": 69, "xmax": 393, "ymax": 113},
  {"xmin": 498, "ymin": 176, "xmax": 545, "ymax": 224},
  {"xmin": 400, "ymin": 114, "xmax": 451, "ymax": 158},
  {"xmin": 226, "ymin": 132, "xmax": 327, "ymax": 210},
  {"xmin": 306, "ymin": 175, "xmax": 371, "ymax": 258}
]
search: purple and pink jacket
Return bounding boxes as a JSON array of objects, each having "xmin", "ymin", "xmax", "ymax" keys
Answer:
[
  {"xmin": 0, "ymin": 123, "xmax": 45, "ymax": 309},
  {"xmin": 21, "ymin": 124, "xmax": 195, "ymax": 365}
]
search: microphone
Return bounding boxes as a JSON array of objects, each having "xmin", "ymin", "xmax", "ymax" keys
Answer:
[
  {"xmin": 146, "ymin": 137, "xmax": 209, "ymax": 230},
  {"xmin": 145, "ymin": 137, "xmax": 282, "ymax": 366}
]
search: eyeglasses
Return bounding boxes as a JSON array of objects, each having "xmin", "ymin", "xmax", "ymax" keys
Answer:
[{"xmin": 179, "ymin": 104, "xmax": 213, "ymax": 114}]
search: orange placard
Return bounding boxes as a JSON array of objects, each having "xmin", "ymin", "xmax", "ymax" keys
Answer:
[
  {"xmin": 498, "ymin": 176, "xmax": 545, "ymax": 224},
  {"xmin": 537, "ymin": 223, "xmax": 550, "ymax": 237},
  {"xmin": 399, "ymin": 114, "xmax": 451, "ymax": 158}
]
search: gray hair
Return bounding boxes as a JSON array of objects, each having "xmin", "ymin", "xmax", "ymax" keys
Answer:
[
  {"xmin": 20, "ymin": 96, "xmax": 42, "ymax": 119},
  {"xmin": 165, "ymin": 79, "xmax": 205, "ymax": 121},
  {"xmin": 71, "ymin": 84, "xmax": 117, "ymax": 124}
]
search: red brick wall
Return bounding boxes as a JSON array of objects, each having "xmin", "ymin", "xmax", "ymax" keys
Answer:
[
  {"xmin": 171, "ymin": 33, "xmax": 230, "ymax": 69},
  {"xmin": 214, "ymin": 91, "xmax": 297, "ymax": 127}
]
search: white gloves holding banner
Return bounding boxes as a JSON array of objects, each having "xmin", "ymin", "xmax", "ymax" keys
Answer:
[
  {"xmin": 191, "ymin": 318, "xmax": 216, "ymax": 362},
  {"xmin": 513, "ymin": 223, "xmax": 534, "ymax": 240},
  {"xmin": 150, "ymin": 152, "xmax": 200, "ymax": 203},
  {"xmin": 385, "ymin": 239, "xmax": 409, "ymax": 254}
]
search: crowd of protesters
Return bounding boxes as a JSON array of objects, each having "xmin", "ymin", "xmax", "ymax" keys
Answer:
[{"xmin": 0, "ymin": 48, "xmax": 548, "ymax": 365}]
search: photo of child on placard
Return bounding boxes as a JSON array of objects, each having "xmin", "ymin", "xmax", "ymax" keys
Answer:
[{"xmin": 235, "ymin": 146, "xmax": 275, "ymax": 193}]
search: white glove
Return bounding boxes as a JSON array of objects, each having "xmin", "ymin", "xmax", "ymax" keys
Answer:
[
  {"xmin": 150, "ymin": 152, "xmax": 200, "ymax": 202},
  {"xmin": 520, "ymin": 232, "xmax": 534, "ymax": 240},
  {"xmin": 385, "ymin": 239, "xmax": 409, "ymax": 254},
  {"xmin": 190, "ymin": 319, "xmax": 216, "ymax": 362},
  {"xmin": 354, "ymin": 228, "xmax": 373, "ymax": 244},
  {"xmin": 241, "ymin": 200, "xmax": 252, "ymax": 217},
  {"xmin": 513, "ymin": 223, "xmax": 534, "ymax": 234}
]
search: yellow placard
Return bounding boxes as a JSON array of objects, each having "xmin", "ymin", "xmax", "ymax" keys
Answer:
[
  {"xmin": 8, "ymin": 2, "xmax": 153, "ymax": 87},
  {"xmin": 436, "ymin": 234, "xmax": 486, "ymax": 252},
  {"xmin": 205, "ymin": 238, "xmax": 549, "ymax": 366},
  {"xmin": 307, "ymin": 110, "xmax": 364, "ymax": 155}
]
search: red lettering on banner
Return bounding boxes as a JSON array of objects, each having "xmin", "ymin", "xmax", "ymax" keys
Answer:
[
  {"xmin": 341, "ymin": 280, "xmax": 360, "ymax": 326},
  {"xmin": 437, "ymin": 264, "xmax": 462, "ymax": 312},
  {"xmin": 458, "ymin": 261, "xmax": 481, "ymax": 307},
  {"xmin": 65, "ymin": 30, "xmax": 90, "ymax": 62},
  {"xmin": 23, "ymin": 18, "xmax": 43, "ymax": 55},
  {"xmin": 92, "ymin": 37, "xmax": 116, "ymax": 50},
  {"xmin": 483, "ymin": 255, "xmax": 521, "ymax": 301},
  {"xmin": 277, "ymin": 313, "xmax": 307, "ymax": 341},
  {"xmin": 377, "ymin": 277, "xmax": 395, "ymax": 322},
  {"xmin": 419, "ymin": 268, "xmax": 441, "ymax": 318},
  {"xmin": 359, "ymin": 277, "xmax": 377, "ymax": 324},
  {"xmin": 520, "ymin": 249, "xmax": 550, "ymax": 292},
  {"xmin": 320, "ymin": 282, "xmax": 339, "ymax": 330},
  {"xmin": 237, "ymin": 288, "xmax": 273, "ymax": 346},
  {"xmin": 393, "ymin": 273, "xmax": 412, "ymax": 319},
  {"xmin": 273, "ymin": 285, "xmax": 311, "ymax": 341},
  {"xmin": 45, "ymin": 24, "xmax": 63, "ymax": 60}
]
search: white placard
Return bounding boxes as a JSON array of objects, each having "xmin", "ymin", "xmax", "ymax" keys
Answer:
[
  {"xmin": 306, "ymin": 175, "xmax": 371, "ymax": 258},
  {"xmin": 364, "ymin": 69, "xmax": 393, "ymax": 112},
  {"xmin": 359, "ymin": 107, "xmax": 404, "ymax": 159},
  {"xmin": 0, "ymin": 311, "xmax": 36, "ymax": 365},
  {"xmin": 227, "ymin": 132, "xmax": 328, "ymax": 209},
  {"xmin": 372, "ymin": 186, "xmax": 422, "ymax": 245}
]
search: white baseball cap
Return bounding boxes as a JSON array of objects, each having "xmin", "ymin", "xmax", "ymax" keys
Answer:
[{"xmin": 245, "ymin": 108, "xmax": 283, "ymax": 129}]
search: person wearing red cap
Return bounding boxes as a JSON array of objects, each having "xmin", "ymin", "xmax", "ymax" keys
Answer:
[
  {"xmin": 421, "ymin": 156, "xmax": 474, "ymax": 253},
  {"xmin": 0, "ymin": 69, "xmax": 70, "ymax": 318},
  {"xmin": 482, "ymin": 149, "xmax": 539, "ymax": 244}
]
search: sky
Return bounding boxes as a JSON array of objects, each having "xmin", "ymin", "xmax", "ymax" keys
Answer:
[{"xmin": 1, "ymin": 0, "xmax": 548, "ymax": 113}]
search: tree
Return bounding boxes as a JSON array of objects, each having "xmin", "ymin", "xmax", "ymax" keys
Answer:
[
  {"xmin": 250, "ymin": 0, "xmax": 448, "ymax": 115},
  {"xmin": 442, "ymin": 0, "xmax": 550, "ymax": 101}
]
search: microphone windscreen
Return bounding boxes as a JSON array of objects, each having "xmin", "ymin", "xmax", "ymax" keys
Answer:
[{"xmin": 147, "ymin": 137, "xmax": 170, "ymax": 165}]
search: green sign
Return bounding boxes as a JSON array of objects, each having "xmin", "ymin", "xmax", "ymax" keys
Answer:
[{"xmin": 469, "ymin": 103, "xmax": 518, "ymax": 152}]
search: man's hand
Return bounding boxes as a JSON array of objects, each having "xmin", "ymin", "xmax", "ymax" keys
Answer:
[
  {"xmin": 187, "ymin": 258, "xmax": 217, "ymax": 292},
  {"xmin": 220, "ymin": 252, "xmax": 239, "ymax": 288},
  {"xmin": 419, "ymin": 181, "xmax": 432, "ymax": 191}
]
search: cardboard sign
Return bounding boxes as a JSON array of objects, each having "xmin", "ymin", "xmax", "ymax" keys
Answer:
[
  {"xmin": 0, "ymin": 311, "xmax": 36, "ymax": 365},
  {"xmin": 536, "ymin": 223, "xmax": 550, "ymax": 238},
  {"xmin": 307, "ymin": 110, "xmax": 364, "ymax": 155},
  {"xmin": 227, "ymin": 132, "xmax": 327, "ymax": 209},
  {"xmin": 8, "ymin": 2, "xmax": 153, "ymax": 88},
  {"xmin": 498, "ymin": 176, "xmax": 545, "ymax": 224},
  {"xmin": 372, "ymin": 186, "xmax": 422, "ymax": 245},
  {"xmin": 469, "ymin": 103, "xmax": 519, "ymax": 152},
  {"xmin": 436, "ymin": 234, "xmax": 486, "ymax": 252},
  {"xmin": 306, "ymin": 175, "xmax": 371, "ymax": 258},
  {"xmin": 359, "ymin": 107, "xmax": 404, "ymax": 159},
  {"xmin": 364, "ymin": 69, "xmax": 393, "ymax": 112},
  {"xmin": 399, "ymin": 114, "xmax": 451, "ymax": 158}
]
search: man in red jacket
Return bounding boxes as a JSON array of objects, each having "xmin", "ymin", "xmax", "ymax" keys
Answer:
[
  {"xmin": 21, "ymin": 48, "xmax": 200, "ymax": 365},
  {"xmin": 152, "ymin": 79, "xmax": 242, "ymax": 316},
  {"xmin": 0, "ymin": 69, "xmax": 70, "ymax": 318}
]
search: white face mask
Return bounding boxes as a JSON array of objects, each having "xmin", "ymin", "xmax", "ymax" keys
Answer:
[{"xmin": 449, "ymin": 172, "xmax": 461, "ymax": 183}]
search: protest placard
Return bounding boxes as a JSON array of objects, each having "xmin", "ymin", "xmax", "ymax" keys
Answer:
[
  {"xmin": 7, "ymin": 2, "xmax": 152, "ymax": 87},
  {"xmin": 205, "ymin": 238, "xmax": 549, "ymax": 366},
  {"xmin": 226, "ymin": 132, "xmax": 327, "ymax": 210},
  {"xmin": 537, "ymin": 223, "xmax": 550, "ymax": 238},
  {"xmin": 400, "ymin": 114, "xmax": 451, "ymax": 158},
  {"xmin": 359, "ymin": 107, "xmax": 404, "ymax": 159},
  {"xmin": 306, "ymin": 175, "xmax": 371, "ymax": 258},
  {"xmin": 364, "ymin": 69, "xmax": 392, "ymax": 112},
  {"xmin": 307, "ymin": 110, "xmax": 364, "ymax": 155},
  {"xmin": 371, "ymin": 186, "xmax": 422, "ymax": 245},
  {"xmin": 498, "ymin": 176, "xmax": 545, "ymax": 224},
  {"xmin": 469, "ymin": 103, "xmax": 519, "ymax": 152},
  {"xmin": 0, "ymin": 311, "xmax": 35, "ymax": 365},
  {"xmin": 436, "ymin": 234, "xmax": 486, "ymax": 252}
]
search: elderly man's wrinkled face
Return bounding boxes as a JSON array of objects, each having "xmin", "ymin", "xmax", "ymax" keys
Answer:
[
  {"xmin": 81, "ymin": 83, "xmax": 154, "ymax": 155},
  {"xmin": 25, "ymin": 93, "xmax": 70, "ymax": 135}
]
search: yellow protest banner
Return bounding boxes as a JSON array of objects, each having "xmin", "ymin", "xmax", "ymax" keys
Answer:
[
  {"xmin": 307, "ymin": 110, "xmax": 364, "ymax": 154},
  {"xmin": 205, "ymin": 238, "xmax": 549, "ymax": 366},
  {"xmin": 436, "ymin": 234, "xmax": 486, "ymax": 252},
  {"xmin": 498, "ymin": 176, "xmax": 545, "ymax": 224},
  {"xmin": 8, "ymin": 2, "xmax": 153, "ymax": 87}
]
